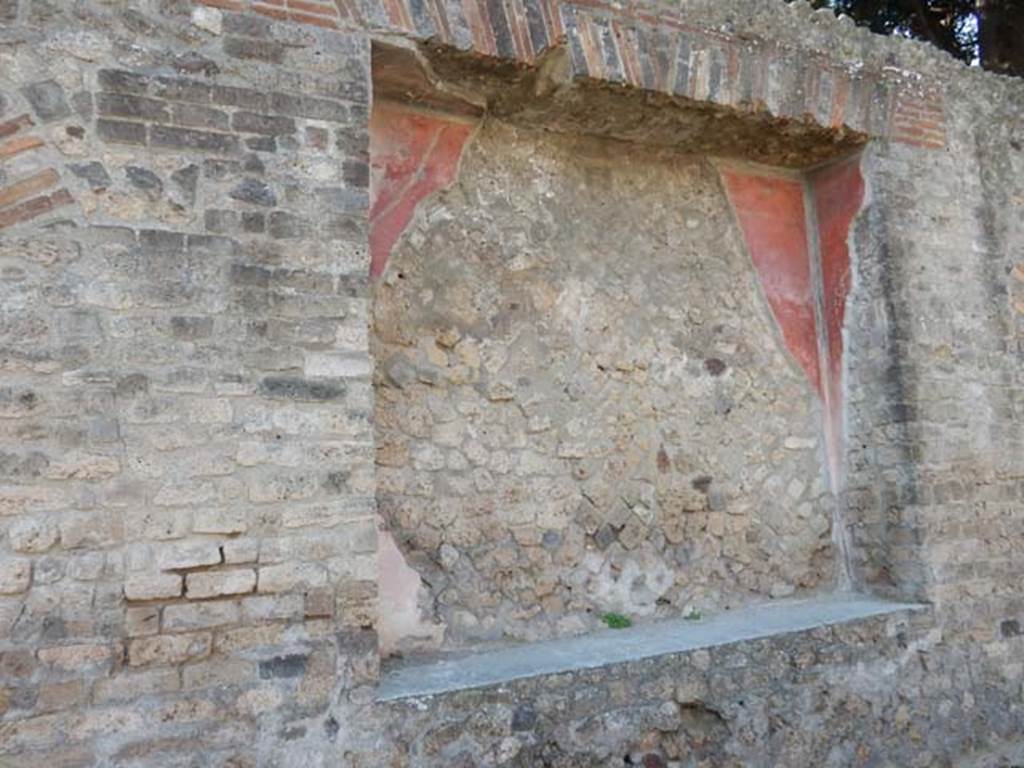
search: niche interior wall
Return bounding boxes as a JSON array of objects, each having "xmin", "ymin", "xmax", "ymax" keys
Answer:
[{"xmin": 368, "ymin": 41, "xmax": 871, "ymax": 655}]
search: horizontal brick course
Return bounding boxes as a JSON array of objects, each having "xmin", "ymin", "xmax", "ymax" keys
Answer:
[
  {"xmin": 157, "ymin": 541, "xmax": 223, "ymax": 571},
  {"xmin": 0, "ymin": 132, "xmax": 43, "ymax": 159},
  {"xmin": 0, "ymin": 113, "xmax": 33, "ymax": 139},
  {"xmin": 195, "ymin": 0, "xmax": 244, "ymax": 9},
  {"xmin": 151, "ymin": 124, "xmax": 240, "ymax": 153},
  {"xmin": 0, "ymin": 168, "xmax": 59, "ymax": 209},
  {"xmin": 124, "ymin": 574, "xmax": 184, "ymax": 601},
  {"xmin": 212, "ymin": 84, "xmax": 269, "ymax": 111},
  {"xmin": 97, "ymin": 92, "xmax": 170, "ymax": 121},
  {"xmin": 185, "ymin": 569, "xmax": 257, "ymax": 598},
  {"xmin": 163, "ymin": 601, "xmax": 241, "ymax": 631},
  {"xmin": 92, "ymin": 67, "xmax": 354, "ymax": 162},
  {"xmin": 128, "ymin": 633, "xmax": 212, "ymax": 666},
  {"xmin": 153, "ymin": 76, "xmax": 215, "ymax": 103},
  {"xmin": 172, "ymin": 102, "xmax": 231, "ymax": 130},
  {"xmin": 890, "ymin": 90, "xmax": 947, "ymax": 150},
  {"xmin": 231, "ymin": 111, "xmax": 296, "ymax": 135},
  {"xmin": 224, "ymin": 36, "xmax": 288, "ymax": 63},
  {"xmin": 252, "ymin": 0, "xmax": 341, "ymax": 28},
  {"xmin": 0, "ymin": 188, "xmax": 73, "ymax": 230},
  {"xmin": 96, "ymin": 118, "xmax": 147, "ymax": 144}
]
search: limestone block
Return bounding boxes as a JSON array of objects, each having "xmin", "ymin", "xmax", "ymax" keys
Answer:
[
  {"xmin": 185, "ymin": 569, "xmax": 256, "ymax": 599},
  {"xmin": 8, "ymin": 516, "xmax": 58, "ymax": 552},
  {"xmin": 0, "ymin": 557, "xmax": 31, "ymax": 594},
  {"xmin": 156, "ymin": 541, "xmax": 222, "ymax": 571},
  {"xmin": 124, "ymin": 573, "xmax": 183, "ymax": 601}
]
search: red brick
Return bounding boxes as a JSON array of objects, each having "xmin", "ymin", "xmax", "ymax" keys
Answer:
[
  {"xmin": 544, "ymin": 0, "xmax": 563, "ymax": 39},
  {"xmin": 426, "ymin": 0, "xmax": 453, "ymax": 42},
  {"xmin": 381, "ymin": 0, "xmax": 413, "ymax": 31},
  {"xmin": 462, "ymin": 0, "xmax": 496, "ymax": 56},
  {"xmin": 892, "ymin": 117, "xmax": 944, "ymax": 134},
  {"xmin": 253, "ymin": 3, "xmax": 288, "ymax": 19},
  {"xmin": 196, "ymin": 0, "xmax": 244, "ymax": 9},
  {"xmin": 0, "ymin": 169, "xmax": 60, "ymax": 210},
  {"xmin": 288, "ymin": 0, "xmax": 338, "ymax": 16},
  {"xmin": 0, "ymin": 188, "xmax": 73, "ymax": 229},
  {"xmin": 289, "ymin": 10, "xmax": 339, "ymax": 27},
  {"xmin": 891, "ymin": 134, "xmax": 945, "ymax": 150},
  {"xmin": 891, "ymin": 124, "xmax": 945, "ymax": 141},
  {"xmin": 305, "ymin": 126, "xmax": 328, "ymax": 149},
  {"xmin": 506, "ymin": 0, "xmax": 534, "ymax": 62},
  {"xmin": 829, "ymin": 75, "xmax": 851, "ymax": 128},
  {"xmin": 0, "ymin": 134, "xmax": 44, "ymax": 160},
  {"xmin": 0, "ymin": 113, "xmax": 33, "ymax": 139},
  {"xmin": 613, "ymin": 21, "xmax": 642, "ymax": 88},
  {"xmin": 576, "ymin": 14, "xmax": 605, "ymax": 79},
  {"xmin": 896, "ymin": 103, "xmax": 944, "ymax": 119}
]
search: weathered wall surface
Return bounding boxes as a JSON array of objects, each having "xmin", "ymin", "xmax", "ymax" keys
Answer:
[
  {"xmin": 368, "ymin": 608, "xmax": 1009, "ymax": 767},
  {"xmin": 0, "ymin": 4, "xmax": 379, "ymax": 764},
  {"xmin": 0, "ymin": 0, "xmax": 1022, "ymax": 765},
  {"xmin": 373, "ymin": 117, "xmax": 834, "ymax": 649}
]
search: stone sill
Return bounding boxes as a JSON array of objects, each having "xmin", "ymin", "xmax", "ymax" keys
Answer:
[{"xmin": 376, "ymin": 595, "xmax": 927, "ymax": 701}]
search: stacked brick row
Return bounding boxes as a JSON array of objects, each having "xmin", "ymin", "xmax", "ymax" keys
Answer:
[
  {"xmin": 0, "ymin": 86, "xmax": 75, "ymax": 231},
  {"xmin": 1, "ymin": 5, "xmax": 377, "ymax": 763},
  {"xmin": 212, "ymin": 0, "xmax": 945, "ymax": 153}
]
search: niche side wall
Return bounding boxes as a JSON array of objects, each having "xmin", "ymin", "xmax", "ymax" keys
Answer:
[{"xmin": 720, "ymin": 157, "xmax": 866, "ymax": 546}]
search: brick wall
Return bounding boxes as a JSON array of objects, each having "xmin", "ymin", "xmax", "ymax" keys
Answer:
[{"xmin": 1, "ymin": 5, "xmax": 378, "ymax": 763}]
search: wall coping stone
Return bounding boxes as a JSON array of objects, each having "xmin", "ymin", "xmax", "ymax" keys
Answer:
[{"xmin": 377, "ymin": 594, "xmax": 928, "ymax": 700}]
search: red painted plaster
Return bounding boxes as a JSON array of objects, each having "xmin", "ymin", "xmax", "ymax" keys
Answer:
[
  {"xmin": 721, "ymin": 157, "xmax": 864, "ymax": 490},
  {"xmin": 811, "ymin": 155, "xmax": 864, "ymax": 412},
  {"xmin": 369, "ymin": 102, "xmax": 474, "ymax": 278},
  {"xmin": 719, "ymin": 169, "xmax": 820, "ymax": 395},
  {"xmin": 810, "ymin": 154, "xmax": 864, "ymax": 484}
]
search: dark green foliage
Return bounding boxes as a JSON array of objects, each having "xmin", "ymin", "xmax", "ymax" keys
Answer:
[
  {"xmin": 600, "ymin": 612, "xmax": 633, "ymax": 629},
  {"xmin": 804, "ymin": 0, "xmax": 1024, "ymax": 76}
]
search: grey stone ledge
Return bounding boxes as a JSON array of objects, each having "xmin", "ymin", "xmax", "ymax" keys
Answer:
[{"xmin": 377, "ymin": 594, "xmax": 927, "ymax": 702}]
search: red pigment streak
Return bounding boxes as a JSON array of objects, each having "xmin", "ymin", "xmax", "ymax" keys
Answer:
[
  {"xmin": 721, "ymin": 158, "xmax": 864, "ymax": 490},
  {"xmin": 369, "ymin": 102, "xmax": 473, "ymax": 278},
  {"xmin": 810, "ymin": 154, "xmax": 865, "ymax": 471},
  {"xmin": 719, "ymin": 169, "xmax": 820, "ymax": 394}
]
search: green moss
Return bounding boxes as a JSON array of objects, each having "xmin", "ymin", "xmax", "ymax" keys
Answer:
[{"xmin": 600, "ymin": 612, "xmax": 632, "ymax": 629}]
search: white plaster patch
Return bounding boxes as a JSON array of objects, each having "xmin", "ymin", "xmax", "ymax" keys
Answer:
[
  {"xmin": 191, "ymin": 6, "xmax": 223, "ymax": 35},
  {"xmin": 377, "ymin": 529, "xmax": 445, "ymax": 657}
]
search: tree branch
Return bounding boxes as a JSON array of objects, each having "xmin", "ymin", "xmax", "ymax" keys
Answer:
[{"xmin": 909, "ymin": 0, "xmax": 944, "ymax": 46}]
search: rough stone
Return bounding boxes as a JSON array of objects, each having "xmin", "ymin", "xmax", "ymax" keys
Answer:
[
  {"xmin": 68, "ymin": 161, "xmax": 111, "ymax": 189},
  {"xmin": 156, "ymin": 542, "xmax": 223, "ymax": 571},
  {"xmin": 8, "ymin": 517, "xmax": 58, "ymax": 553},
  {"xmin": 124, "ymin": 574, "xmax": 183, "ymax": 601},
  {"xmin": 21, "ymin": 80, "xmax": 71, "ymax": 122},
  {"xmin": 229, "ymin": 178, "xmax": 277, "ymax": 207},
  {"xmin": 0, "ymin": 558, "xmax": 31, "ymax": 594},
  {"xmin": 185, "ymin": 569, "xmax": 256, "ymax": 599},
  {"xmin": 128, "ymin": 633, "xmax": 211, "ymax": 666}
]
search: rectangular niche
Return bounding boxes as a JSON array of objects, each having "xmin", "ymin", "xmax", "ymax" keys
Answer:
[{"xmin": 369, "ymin": 42, "xmax": 866, "ymax": 656}]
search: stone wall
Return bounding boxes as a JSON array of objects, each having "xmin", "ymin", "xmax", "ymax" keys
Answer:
[
  {"xmin": 0, "ymin": 4, "xmax": 379, "ymax": 763},
  {"xmin": 373, "ymin": 116, "xmax": 835, "ymax": 650},
  {"xmin": 0, "ymin": 0, "xmax": 1022, "ymax": 765}
]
